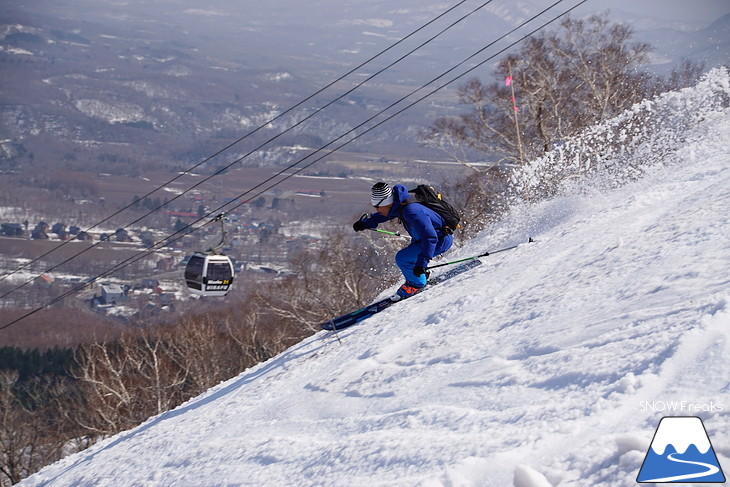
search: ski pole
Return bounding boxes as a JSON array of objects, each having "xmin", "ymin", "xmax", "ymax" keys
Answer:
[
  {"xmin": 357, "ymin": 213, "xmax": 405, "ymax": 238},
  {"xmin": 426, "ymin": 237, "xmax": 534, "ymax": 271},
  {"xmin": 368, "ymin": 228, "xmax": 404, "ymax": 237}
]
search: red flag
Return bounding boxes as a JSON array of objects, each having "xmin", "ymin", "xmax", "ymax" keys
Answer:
[{"xmin": 505, "ymin": 75, "xmax": 512, "ymax": 86}]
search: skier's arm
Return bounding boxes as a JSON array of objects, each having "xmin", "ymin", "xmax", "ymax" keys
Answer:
[{"xmin": 361, "ymin": 211, "xmax": 392, "ymax": 229}]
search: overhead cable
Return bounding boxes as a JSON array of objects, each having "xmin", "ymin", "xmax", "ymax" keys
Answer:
[
  {"xmin": 0, "ymin": 0, "xmax": 480, "ymax": 292},
  {"xmin": 1, "ymin": 0, "xmax": 590, "ymax": 332}
]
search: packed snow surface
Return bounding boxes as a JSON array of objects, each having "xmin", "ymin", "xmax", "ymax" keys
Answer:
[{"xmin": 21, "ymin": 76, "xmax": 729, "ymax": 486}]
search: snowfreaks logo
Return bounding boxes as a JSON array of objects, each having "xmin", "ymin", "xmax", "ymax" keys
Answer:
[{"xmin": 637, "ymin": 416, "xmax": 726, "ymax": 483}]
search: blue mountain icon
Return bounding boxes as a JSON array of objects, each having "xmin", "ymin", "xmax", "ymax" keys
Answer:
[{"xmin": 637, "ymin": 416, "xmax": 725, "ymax": 483}]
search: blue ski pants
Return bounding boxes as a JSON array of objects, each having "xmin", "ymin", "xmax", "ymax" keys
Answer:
[{"xmin": 395, "ymin": 238, "xmax": 452, "ymax": 287}]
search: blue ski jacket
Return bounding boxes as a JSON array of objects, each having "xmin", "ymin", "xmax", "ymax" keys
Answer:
[{"xmin": 360, "ymin": 184, "xmax": 453, "ymax": 267}]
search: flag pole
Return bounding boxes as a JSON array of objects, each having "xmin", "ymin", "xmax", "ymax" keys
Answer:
[{"xmin": 507, "ymin": 62, "xmax": 525, "ymax": 165}]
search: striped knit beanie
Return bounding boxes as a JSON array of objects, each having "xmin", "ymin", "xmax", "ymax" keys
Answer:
[{"xmin": 371, "ymin": 182, "xmax": 394, "ymax": 207}]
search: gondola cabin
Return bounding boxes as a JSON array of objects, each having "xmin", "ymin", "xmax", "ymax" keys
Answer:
[{"xmin": 184, "ymin": 252, "xmax": 234, "ymax": 297}]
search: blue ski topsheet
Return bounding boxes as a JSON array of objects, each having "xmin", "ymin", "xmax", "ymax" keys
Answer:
[{"xmin": 320, "ymin": 298, "xmax": 394, "ymax": 331}]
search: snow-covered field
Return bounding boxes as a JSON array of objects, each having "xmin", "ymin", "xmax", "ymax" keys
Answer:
[{"xmin": 19, "ymin": 72, "xmax": 729, "ymax": 486}]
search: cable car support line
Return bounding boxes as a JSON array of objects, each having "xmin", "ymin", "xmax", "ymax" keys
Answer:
[
  {"xmin": 0, "ymin": 0, "xmax": 476, "ymax": 290},
  {"xmin": 0, "ymin": 0, "xmax": 587, "ymax": 332}
]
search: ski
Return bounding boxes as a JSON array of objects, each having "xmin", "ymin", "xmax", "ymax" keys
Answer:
[
  {"xmin": 320, "ymin": 259, "xmax": 482, "ymax": 331},
  {"xmin": 319, "ymin": 297, "xmax": 396, "ymax": 331}
]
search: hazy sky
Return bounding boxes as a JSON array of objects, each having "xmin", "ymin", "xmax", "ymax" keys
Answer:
[{"xmin": 580, "ymin": 0, "xmax": 729, "ymax": 24}]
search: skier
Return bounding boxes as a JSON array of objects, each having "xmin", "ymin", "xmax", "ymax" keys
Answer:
[{"xmin": 353, "ymin": 182, "xmax": 453, "ymax": 301}]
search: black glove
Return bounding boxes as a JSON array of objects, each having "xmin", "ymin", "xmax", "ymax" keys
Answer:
[
  {"xmin": 353, "ymin": 214, "xmax": 368, "ymax": 232},
  {"xmin": 413, "ymin": 266, "xmax": 428, "ymax": 277}
]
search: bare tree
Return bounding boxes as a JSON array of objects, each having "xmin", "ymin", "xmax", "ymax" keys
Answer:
[
  {"xmin": 73, "ymin": 339, "xmax": 137, "ymax": 435},
  {"xmin": 421, "ymin": 13, "xmax": 656, "ymax": 165},
  {"xmin": 254, "ymin": 228, "xmax": 399, "ymax": 332},
  {"xmin": 662, "ymin": 58, "xmax": 707, "ymax": 92},
  {"xmin": 73, "ymin": 328, "xmax": 188, "ymax": 436},
  {"xmin": 166, "ymin": 313, "xmax": 245, "ymax": 393},
  {"xmin": 0, "ymin": 370, "xmax": 31, "ymax": 486},
  {"xmin": 223, "ymin": 307, "xmax": 292, "ymax": 366},
  {"xmin": 441, "ymin": 166, "xmax": 512, "ymax": 239},
  {"xmin": 71, "ymin": 306, "xmax": 301, "ymax": 439},
  {"xmin": 0, "ymin": 371, "xmax": 67, "ymax": 486}
]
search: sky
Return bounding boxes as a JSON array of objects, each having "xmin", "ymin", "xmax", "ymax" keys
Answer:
[{"xmin": 564, "ymin": 0, "xmax": 729, "ymax": 24}]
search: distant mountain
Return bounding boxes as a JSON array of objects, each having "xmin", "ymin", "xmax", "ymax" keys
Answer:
[
  {"xmin": 0, "ymin": 0, "xmax": 523, "ymax": 172},
  {"xmin": 1, "ymin": 0, "xmax": 725, "ymax": 174},
  {"xmin": 636, "ymin": 13, "xmax": 730, "ymax": 74}
]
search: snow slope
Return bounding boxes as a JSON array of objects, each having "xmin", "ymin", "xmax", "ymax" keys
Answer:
[{"xmin": 20, "ymin": 73, "xmax": 730, "ymax": 486}]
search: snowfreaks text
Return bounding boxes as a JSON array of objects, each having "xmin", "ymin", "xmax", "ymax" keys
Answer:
[{"xmin": 640, "ymin": 401, "xmax": 724, "ymax": 413}]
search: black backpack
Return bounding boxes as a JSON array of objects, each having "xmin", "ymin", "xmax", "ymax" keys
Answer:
[{"xmin": 401, "ymin": 184, "xmax": 461, "ymax": 234}]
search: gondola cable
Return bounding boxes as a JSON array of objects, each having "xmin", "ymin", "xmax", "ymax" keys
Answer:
[
  {"xmin": 0, "ymin": 0, "xmax": 474, "ymax": 288},
  {"xmin": 1, "ymin": 0, "xmax": 589, "ymax": 332}
]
